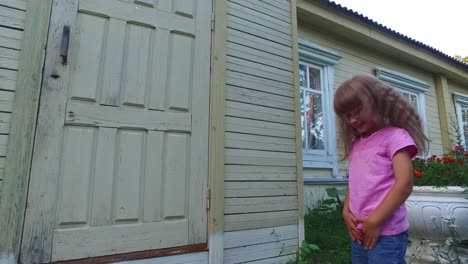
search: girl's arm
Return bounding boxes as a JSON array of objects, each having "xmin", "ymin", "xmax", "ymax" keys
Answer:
[
  {"xmin": 357, "ymin": 148, "xmax": 414, "ymax": 249},
  {"xmin": 342, "ymin": 190, "xmax": 363, "ymax": 243}
]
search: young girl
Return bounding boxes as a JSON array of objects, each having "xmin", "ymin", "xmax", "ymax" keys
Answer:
[{"xmin": 333, "ymin": 74, "xmax": 429, "ymax": 264}]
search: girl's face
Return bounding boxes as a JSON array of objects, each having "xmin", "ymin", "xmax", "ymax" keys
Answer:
[{"xmin": 343, "ymin": 105, "xmax": 381, "ymax": 137}]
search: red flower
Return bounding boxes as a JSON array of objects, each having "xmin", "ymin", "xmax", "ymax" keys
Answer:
[
  {"xmin": 413, "ymin": 170, "xmax": 422, "ymax": 177},
  {"xmin": 412, "ymin": 149, "xmax": 467, "ymax": 188},
  {"xmin": 441, "ymin": 156, "xmax": 456, "ymax": 163}
]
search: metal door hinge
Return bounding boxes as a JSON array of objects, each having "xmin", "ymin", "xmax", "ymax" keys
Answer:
[
  {"xmin": 206, "ymin": 188, "xmax": 211, "ymax": 210},
  {"xmin": 211, "ymin": 12, "xmax": 215, "ymax": 31}
]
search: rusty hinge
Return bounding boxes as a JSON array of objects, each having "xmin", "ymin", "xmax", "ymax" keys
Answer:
[
  {"xmin": 211, "ymin": 12, "xmax": 215, "ymax": 31},
  {"xmin": 206, "ymin": 188, "xmax": 211, "ymax": 210}
]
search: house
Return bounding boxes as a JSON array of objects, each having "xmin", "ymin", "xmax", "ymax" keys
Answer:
[
  {"xmin": 0, "ymin": 0, "xmax": 466, "ymax": 263},
  {"xmin": 296, "ymin": 0, "xmax": 468, "ymax": 208}
]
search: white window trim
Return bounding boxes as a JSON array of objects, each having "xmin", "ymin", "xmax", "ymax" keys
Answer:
[
  {"xmin": 453, "ymin": 92, "xmax": 468, "ymax": 148},
  {"xmin": 300, "ymin": 61, "xmax": 326, "ymax": 157},
  {"xmin": 299, "ymin": 39, "xmax": 341, "ymax": 177},
  {"xmin": 375, "ymin": 67, "xmax": 430, "ymax": 155}
]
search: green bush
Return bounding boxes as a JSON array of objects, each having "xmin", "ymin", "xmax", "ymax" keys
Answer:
[
  {"xmin": 412, "ymin": 146, "xmax": 468, "ymax": 188},
  {"xmin": 304, "ymin": 188, "xmax": 351, "ymax": 264}
]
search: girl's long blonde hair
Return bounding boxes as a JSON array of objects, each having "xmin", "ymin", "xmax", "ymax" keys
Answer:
[{"xmin": 334, "ymin": 74, "xmax": 429, "ymax": 159}]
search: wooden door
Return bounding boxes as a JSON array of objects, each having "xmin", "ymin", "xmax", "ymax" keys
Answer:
[{"xmin": 20, "ymin": 0, "xmax": 211, "ymax": 262}]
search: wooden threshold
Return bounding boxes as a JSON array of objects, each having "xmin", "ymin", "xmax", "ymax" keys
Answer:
[{"xmin": 54, "ymin": 243, "xmax": 207, "ymax": 264}]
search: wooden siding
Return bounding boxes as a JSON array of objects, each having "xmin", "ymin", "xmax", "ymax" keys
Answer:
[
  {"xmin": 0, "ymin": 0, "xmax": 26, "ymax": 189},
  {"xmin": 224, "ymin": 0, "xmax": 299, "ymax": 232},
  {"xmin": 116, "ymin": 225, "xmax": 298, "ymax": 264},
  {"xmin": 448, "ymin": 81, "xmax": 468, "ymax": 96},
  {"xmin": 298, "ymin": 20, "xmax": 444, "ymax": 176},
  {"xmin": 224, "ymin": 225, "xmax": 298, "ymax": 264}
]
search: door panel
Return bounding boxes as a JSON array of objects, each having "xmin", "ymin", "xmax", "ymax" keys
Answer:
[
  {"xmin": 57, "ymin": 126, "xmax": 96, "ymax": 225},
  {"xmin": 21, "ymin": 0, "xmax": 211, "ymax": 262}
]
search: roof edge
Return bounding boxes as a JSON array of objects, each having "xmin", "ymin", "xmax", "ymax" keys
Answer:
[{"xmin": 314, "ymin": 0, "xmax": 468, "ymax": 71}]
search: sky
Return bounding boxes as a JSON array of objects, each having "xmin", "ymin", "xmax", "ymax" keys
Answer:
[{"xmin": 330, "ymin": 0, "xmax": 468, "ymax": 57}]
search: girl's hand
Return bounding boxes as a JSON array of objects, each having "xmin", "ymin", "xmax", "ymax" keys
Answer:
[
  {"xmin": 342, "ymin": 209, "xmax": 363, "ymax": 243},
  {"xmin": 356, "ymin": 217, "xmax": 380, "ymax": 250}
]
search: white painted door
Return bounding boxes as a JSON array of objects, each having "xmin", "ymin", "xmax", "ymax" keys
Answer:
[{"xmin": 20, "ymin": 0, "xmax": 211, "ymax": 262}]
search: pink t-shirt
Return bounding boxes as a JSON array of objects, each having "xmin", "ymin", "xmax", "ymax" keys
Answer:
[{"xmin": 348, "ymin": 126, "xmax": 418, "ymax": 235}]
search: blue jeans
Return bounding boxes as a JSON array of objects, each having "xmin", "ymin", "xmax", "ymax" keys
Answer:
[{"xmin": 351, "ymin": 230, "xmax": 408, "ymax": 264}]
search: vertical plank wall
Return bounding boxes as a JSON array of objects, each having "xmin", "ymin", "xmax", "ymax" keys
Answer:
[
  {"xmin": 0, "ymin": 0, "xmax": 27, "ymax": 190},
  {"xmin": 223, "ymin": 0, "xmax": 299, "ymax": 262}
]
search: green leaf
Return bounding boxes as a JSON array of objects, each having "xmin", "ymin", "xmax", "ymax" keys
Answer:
[
  {"xmin": 308, "ymin": 243, "xmax": 320, "ymax": 251},
  {"xmin": 302, "ymin": 245, "xmax": 311, "ymax": 255},
  {"xmin": 322, "ymin": 199, "xmax": 336, "ymax": 205},
  {"xmin": 325, "ymin": 187, "xmax": 346, "ymax": 198}
]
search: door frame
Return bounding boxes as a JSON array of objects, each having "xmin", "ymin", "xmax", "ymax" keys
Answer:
[
  {"xmin": 208, "ymin": 0, "xmax": 227, "ymax": 263},
  {"xmin": 0, "ymin": 0, "xmax": 226, "ymax": 262},
  {"xmin": 0, "ymin": 0, "xmax": 53, "ymax": 262}
]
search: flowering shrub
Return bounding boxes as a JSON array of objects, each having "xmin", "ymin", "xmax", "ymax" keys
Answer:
[{"xmin": 412, "ymin": 146, "xmax": 468, "ymax": 188}]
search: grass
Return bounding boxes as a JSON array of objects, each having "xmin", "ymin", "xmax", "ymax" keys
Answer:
[{"xmin": 304, "ymin": 198, "xmax": 352, "ymax": 264}]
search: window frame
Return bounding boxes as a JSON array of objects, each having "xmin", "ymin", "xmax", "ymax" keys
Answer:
[
  {"xmin": 299, "ymin": 61, "xmax": 327, "ymax": 156},
  {"xmin": 298, "ymin": 39, "xmax": 341, "ymax": 177},
  {"xmin": 453, "ymin": 92, "xmax": 468, "ymax": 149},
  {"xmin": 375, "ymin": 67, "xmax": 430, "ymax": 155}
]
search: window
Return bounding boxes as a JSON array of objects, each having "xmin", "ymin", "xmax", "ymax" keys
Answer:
[
  {"xmin": 375, "ymin": 67, "xmax": 430, "ymax": 130},
  {"xmin": 298, "ymin": 40, "xmax": 340, "ymax": 176},
  {"xmin": 454, "ymin": 92, "xmax": 468, "ymax": 149},
  {"xmin": 299, "ymin": 63, "xmax": 325, "ymax": 151}
]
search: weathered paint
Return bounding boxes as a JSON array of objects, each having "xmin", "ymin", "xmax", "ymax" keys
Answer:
[
  {"xmin": 0, "ymin": 0, "xmax": 52, "ymax": 261},
  {"xmin": 223, "ymin": 0, "xmax": 299, "ymax": 233},
  {"xmin": 224, "ymin": 225, "xmax": 298, "ymax": 263},
  {"xmin": 290, "ymin": 0, "xmax": 305, "ymax": 243},
  {"xmin": 208, "ymin": 0, "xmax": 227, "ymax": 263},
  {"xmin": 54, "ymin": 244, "xmax": 207, "ymax": 264},
  {"xmin": 20, "ymin": 0, "xmax": 211, "ymax": 262}
]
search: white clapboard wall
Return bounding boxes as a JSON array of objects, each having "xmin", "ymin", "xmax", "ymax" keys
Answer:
[
  {"xmin": 116, "ymin": 224, "xmax": 299, "ymax": 264},
  {"xmin": 223, "ymin": 0, "xmax": 299, "ymax": 261},
  {"xmin": 224, "ymin": 225, "xmax": 298, "ymax": 263},
  {"xmin": 0, "ymin": 0, "xmax": 27, "ymax": 189}
]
